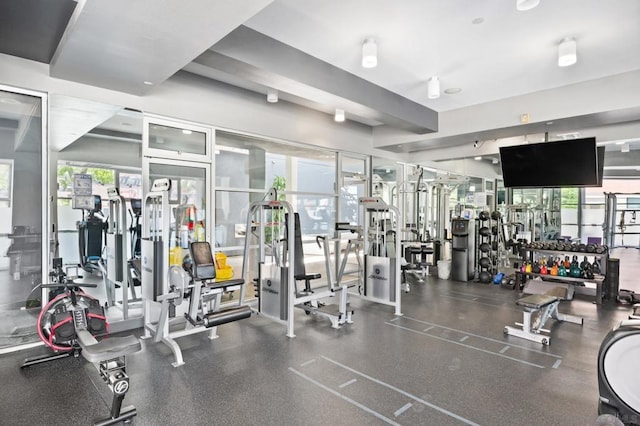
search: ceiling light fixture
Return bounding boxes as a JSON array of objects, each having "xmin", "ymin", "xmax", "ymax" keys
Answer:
[
  {"xmin": 267, "ymin": 89, "xmax": 278, "ymax": 103},
  {"xmin": 492, "ymin": 158, "xmax": 499, "ymax": 165},
  {"xmin": 143, "ymin": 81, "xmax": 153, "ymax": 86},
  {"xmin": 334, "ymin": 108, "xmax": 345, "ymax": 122},
  {"xmin": 558, "ymin": 37, "xmax": 577, "ymax": 67},
  {"xmin": 362, "ymin": 39, "xmax": 377, "ymax": 68},
  {"xmin": 621, "ymin": 143, "xmax": 630, "ymax": 153},
  {"xmin": 474, "ymin": 156, "xmax": 482, "ymax": 161},
  {"xmin": 427, "ymin": 76, "xmax": 440, "ymax": 99},
  {"xmin": 181, "ymin": 129, "xmax": 192, "ymax": 135},
  {"xmin": 516, "ymin": 0, "xmax": 540, "ymax": 11}
]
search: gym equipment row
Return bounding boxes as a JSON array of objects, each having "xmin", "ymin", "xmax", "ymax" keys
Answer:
[
  {"xmin": 141, "ymin": 179, "xmax": 250, "ymax": 367},
  {"xmin": 21, "ymin": 258, "xmax": 141, "ymax": 425}
]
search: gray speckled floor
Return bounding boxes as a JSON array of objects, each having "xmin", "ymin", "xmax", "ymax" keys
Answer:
[{"xmin": 1, "ymin": 268, "xmax": 635, "ymax": 426}]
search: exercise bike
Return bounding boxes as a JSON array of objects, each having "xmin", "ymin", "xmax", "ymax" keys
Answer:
[
  {"xmin": 597, "ymin": 320, "xmax": 640, "ymax": 425},
  {"xmin": 21, "ymin": 258, "xmax": 142, "ymax": 425}
]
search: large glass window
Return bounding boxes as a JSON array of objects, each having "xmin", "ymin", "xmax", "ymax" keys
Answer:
[
  {"xmin": 215, "ymin": 131, "xmax": 337, "ymax": 240},
  {"xmin": 0, "ymin": 87, "xmax": 44, "ymax": 350},
  {"xmin": 215, "ymin": 131, "xmax": 338, "ymax": 282},
  {"xmin": 0, "ymin": 160, "xmax": 12, "ymax": 207}
]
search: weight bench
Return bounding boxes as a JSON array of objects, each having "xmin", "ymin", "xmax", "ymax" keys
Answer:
[
  {"xmin": 76, "ymin": 330, "xmax": 141, "ymax": 426},
  {"xmin": 504, "ymin": 293, "xmax": 583, "ymax": 345}
]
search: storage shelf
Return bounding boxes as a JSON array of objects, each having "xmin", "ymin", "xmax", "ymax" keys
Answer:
[
  {"xmin": 522, "ymin": 248, "xmax": 608, "ymax": 304},
  {"xmin": 521, "ymin": 248, "xmax": 607, "ymax": 257},
  {"xmin": 526, "ymin": 272, "xmax": 604, "ymax": 285}
]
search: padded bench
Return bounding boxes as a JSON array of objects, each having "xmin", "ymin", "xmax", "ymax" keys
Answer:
[{"xmin": 504, "ymin": 293, "xmax": 583, "ymax": 345}]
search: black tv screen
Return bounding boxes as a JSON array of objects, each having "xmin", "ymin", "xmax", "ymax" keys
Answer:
[{"xmin": 499, "ymin": 137, "xmax": 598, "ymax": 188}]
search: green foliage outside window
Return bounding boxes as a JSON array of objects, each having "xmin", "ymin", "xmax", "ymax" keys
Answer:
[
  {"xmin": 561, "ymin": 188, "xmax": 579, "ymax": 209},
  {"xmin": 266, "ymin": 175, "xmax": 286, "ymax": 244},
  {"xmin": 57, "ymin": 165, "xmax": 115, "ymax": 192}
]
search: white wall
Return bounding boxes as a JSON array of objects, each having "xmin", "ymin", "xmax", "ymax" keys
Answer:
[{"xmin": 0, "ymin": 54, "xmax": 406, "ymax": 162}]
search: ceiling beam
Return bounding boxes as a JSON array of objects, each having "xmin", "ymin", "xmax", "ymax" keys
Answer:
[{"xmin": 196, "ymin": 26, "xmax": 438, "ymax": 134}]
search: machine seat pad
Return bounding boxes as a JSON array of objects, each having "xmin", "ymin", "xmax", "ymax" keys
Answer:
[
  {"xmin": 295, "ymin": 273, "xmax": 321, "ymax": 281},
  {"xmin": 77, "ymin": 330, "xmax": 141, "ymax": 363},
  {"xmin": 409, "ymin": 247, "xmax": 422, "ymax": 254},
  {"xmin": 130, "ymin": 258, "xmax": 141, "ymax": 275},
  {"xmin": 421, "ymin": 247, "xmax": 434, "ymax": 254},
  {"xmin": 207, "ymin": 278, "xmax": 244, "ymax": 290},
  {"xmin": 516, "ymin": 294, "xmax": 558, "ymax": 310}
]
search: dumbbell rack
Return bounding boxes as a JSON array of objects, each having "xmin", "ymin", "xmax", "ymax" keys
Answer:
[
  {"xmin": 521, "ymin": 246, "xmax": 609, "ymax": 304},
  {"xmin": 477, "ymin": 213, "xmax": 493, "ymax": 283}
]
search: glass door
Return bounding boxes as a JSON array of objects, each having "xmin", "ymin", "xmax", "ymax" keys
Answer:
[
  {"xmin": 143, "ymin": 158, "xmax": 211, "ymax": 261},
  {"xmin": 0, "ymin": 86, "xmax": 47, "ymax": 352}
]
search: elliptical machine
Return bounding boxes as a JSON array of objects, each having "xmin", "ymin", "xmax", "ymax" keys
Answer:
[
  {"xmin": 597, "ymin": 320, "xmax": 640, "ymax": 425},
  {"xmin": 76, "ymin": 195, "xmax": 107, "ymax": 274}
]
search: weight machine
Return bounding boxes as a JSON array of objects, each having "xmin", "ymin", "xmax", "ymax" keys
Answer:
[
  {"xmin": 356, "ymin": 197, "xmax": 402, "ymax": 316},
  {"xmin": 102, "ymin": 188, "xmax": 142, "ymax": 331},
  {"xmin": 141, "ymin": 179, "xmax": 250, "ymax": 367},
  {"xmin": 604, "ymin": 193, "xmax": 640, "ymax": 249},
  {"xmin": 242, "ymin": 190, "xmax": 353, "ymax": 338}
]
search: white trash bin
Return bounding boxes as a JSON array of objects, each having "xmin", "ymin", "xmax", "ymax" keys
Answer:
[{"xmin": 437, "ymin": 260, "xmax": 451, "ymax": 280}]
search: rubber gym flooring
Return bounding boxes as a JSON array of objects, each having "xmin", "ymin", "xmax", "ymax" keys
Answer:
[{"xmin": 0, "ymin": 248, "xmax": 638, "ymax": 425}]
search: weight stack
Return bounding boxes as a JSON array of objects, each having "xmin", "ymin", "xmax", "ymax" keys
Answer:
[{"xmin": 606, "ymin": 258, "xmax": 620, "ymax": 301}]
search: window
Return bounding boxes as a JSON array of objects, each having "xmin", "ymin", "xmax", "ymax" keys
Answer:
[
  {"xmin": 0, "ymin": 160, "xmax": 12, "ymax": 207},
  {"xmin": 215, "ymin": 130, "xmax": 337, "ymax": 243}
]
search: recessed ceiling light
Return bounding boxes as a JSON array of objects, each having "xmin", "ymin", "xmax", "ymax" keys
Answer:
[
  {"xmin": 474, "ymin": 156, "xmax": 482, "ymax": 161},
  {"xmin": 546, "ymin": 121, "xmax": 553, "ymax": 125},
  {"xmin": 615, "ymin": 141, "xmax": 626, "ymax": 145},
  {"xmin": 143, "ymin": 81, "xmax": 153, "ymax": 85},
  {"xmin": 182, "ymin": 129, "xmax": 192, "ymax": 135},
  {"xmin": 334, "ymin": 108, "xmax": 345, "ymax": 122},
  {"xmin": 444, "ymin": 87, "xmax": 462, "ymax": 95},
  {"xmin": 472, "ymin": 17, "xmax": 484, "ymax": 24}
]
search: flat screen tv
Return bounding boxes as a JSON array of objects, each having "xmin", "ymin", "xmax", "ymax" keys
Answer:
[{"xmin": 499, "ymin": 137, "xmax": 599, "ymax": 188}]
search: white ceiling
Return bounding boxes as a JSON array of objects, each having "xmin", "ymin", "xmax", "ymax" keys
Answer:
[
  {"xmin": 245, "ymin": 0, "xmax": 640, "ymax": 112},
  {"xmin": 2, "ymin": 0, "xmax": 640, "ymax": 174}
]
